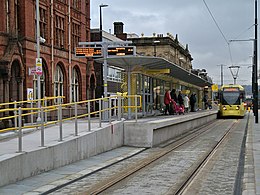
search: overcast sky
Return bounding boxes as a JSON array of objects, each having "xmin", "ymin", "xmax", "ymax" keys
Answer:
[{"xmin": 90, "ymin": 0, "xmax": 256, "ymax": 85}]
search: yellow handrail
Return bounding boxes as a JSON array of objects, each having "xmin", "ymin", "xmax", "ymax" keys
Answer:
[{"xmin": 0, "ymin": 95, "xmax": 142, "ymax": 134}]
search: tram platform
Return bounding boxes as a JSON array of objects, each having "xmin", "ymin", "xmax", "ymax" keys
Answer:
[{"xmin": 0, "ymin": 110, "xmax": 259, "ymax": 194}]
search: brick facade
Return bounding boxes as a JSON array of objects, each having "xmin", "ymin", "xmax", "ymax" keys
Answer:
[{"xmin": 0, "ymin": 0, "xmax": 94, "ymax": 103}]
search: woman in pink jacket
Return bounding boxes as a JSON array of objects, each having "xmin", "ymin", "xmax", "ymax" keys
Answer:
[{"xmin": 164, "ymin": 89, "xmax": 172, "ymax": 115}]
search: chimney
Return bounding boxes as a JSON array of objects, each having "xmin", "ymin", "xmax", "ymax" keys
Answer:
[
  {"xmin": 113, "ymin": 22, "xmax": 127, "ymax": 41},
  {"xmin": 114, "ymin": 22, "xmax": 124, "ymax": 35}
]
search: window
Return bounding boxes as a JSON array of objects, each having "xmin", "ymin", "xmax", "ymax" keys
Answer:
[
  {"xmin": 35, "ymin": 7, "xmax": 47, "ymax": 41},
  {"xmin": 6, "ymin": 0, "xmax": 10, "ymax": 32},
  {"xmin": 40, "ymin": 8, "xmax": 47, "ymax": 40},
  {"xmin": 72, "ymin": 22, "xmax": 80, "ymax": 52},
  {"xmin": 72, "ymin": 0, "xmax": 80, "ymax": 9},
  {"xmin": 72, "ymin": 68, "xmax": 79, "ymax": 102},
  {"xmin": 106, "ymin": 66, "xmax": 123, "ymax": 82},
  {"xmin": 54, "ymin": 65, "xmax": 64, "ymax": 102},
  {"xmin": 55, "ymin": 15, "xmax": 65, "ymax": 48}
]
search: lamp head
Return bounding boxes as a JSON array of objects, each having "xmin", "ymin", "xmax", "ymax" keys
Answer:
[{"xmin": 99, "ymin": 4, "xmax": 108, "ymax": 8}]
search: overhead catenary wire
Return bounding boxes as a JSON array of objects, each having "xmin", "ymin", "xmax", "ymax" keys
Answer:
[
  {"xmin": 202, "ymin": 0, "xmax": 233, "ymax": 65},
  {"xmin": 233, "ymin": 24, "xmax": 255, "ymax": 40}
]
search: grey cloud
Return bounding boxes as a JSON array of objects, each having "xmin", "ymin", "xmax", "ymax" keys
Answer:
[{"xmin": 91, "ymin": 0, "xmax": 255, "ymax": 85}]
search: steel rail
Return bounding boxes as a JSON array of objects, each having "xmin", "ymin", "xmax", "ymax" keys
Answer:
[
  {"xmin": 171, "ymin": 117, "xmax": 248, "ymax": 195},
  {"xmin": 80, "ymin": 120, "xmax": 223, "ymax": 195}
]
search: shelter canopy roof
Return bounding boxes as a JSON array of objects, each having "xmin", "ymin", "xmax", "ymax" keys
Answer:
[{"xmin": 95, "ymin": 56, "xmax": 212, "ymax": 88}]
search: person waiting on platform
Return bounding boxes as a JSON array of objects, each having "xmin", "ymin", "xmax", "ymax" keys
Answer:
[
  {"xmin": 183, "ymin": 94, "xmax": 190, "ymax": 113},
  {"xmin": 164, "ymin": 89, "xmax": 172, "ymax": 115},
  {"xmin": 190, "ymin": 92, "xmax": 197, "ymax": 112},
  {"xmin": 203, "ymin": 94, "xmax": 208, "ymax": 109},
  {"xmin": 170, "ymin": 89, "xmax": 177, "ymax": 103},
  {"xmin": 178, "ymin": 91, "xmax": 184, "ymax": 106}
]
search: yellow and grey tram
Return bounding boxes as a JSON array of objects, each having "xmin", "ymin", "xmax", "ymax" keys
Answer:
[{"xmin": 218, "ymin": 84, "xmax": 246, "ymax": 117}]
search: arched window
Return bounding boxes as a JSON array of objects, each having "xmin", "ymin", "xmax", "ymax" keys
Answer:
[
  {"xmin": 72, "ymin": 67, "xmax": 79, "ymax": 102},
  {"xmin": 54, "ymin": 65, "xmax": 64, "ymax": 102}
]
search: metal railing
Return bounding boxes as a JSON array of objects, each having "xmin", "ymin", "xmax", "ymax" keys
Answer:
[{"xmin": 0, "ymin": 95, "xmax": 141, "ymax": 152}]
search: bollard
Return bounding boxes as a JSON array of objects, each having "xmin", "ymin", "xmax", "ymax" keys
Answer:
[
  {"xmin": 88, "ymin": 101, "xmax": 91, "ymax": 131},
  {"xmin": 41, "ymin": 107, "xmax": 45, "ymax": 147},
  {"xmin": 59, "ymin": 104, "xmax": 63, "ymax": 141},
  {"xmin": 14, "ymin": 101, "xmax": 17, "ymax": 131},
  {"xmin": 44, "ymin": 98, "xmax": 47, "ymax": 123},
  {"xmin": 18, "ymin": 107, "xmax": 22, "ymax": 152},
  {"xmin": 75, "ymin": 103, "xmax": 78, "ymax": 136},
  {"xmin": 99, "ymin": 99, "xmax": 102, "ymax": 128},
  {"xmin": 109, "ymin": 98, "xmax": 112, "ymax": 124},
  {"xmin": 135, "ymin": 95, "xmax": 138, "ymax": 122},
  {"xmin": 30, "ymin": 101, "xmax": 34, "ymax": 125},
  {"xmin": 118, "ymin": 96, "xmax": 121, "ymax": 121}
]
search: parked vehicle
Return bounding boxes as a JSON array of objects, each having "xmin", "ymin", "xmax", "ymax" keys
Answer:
[{"xmin": 244, "ymin": 98, "xmax": 253, "ymax": 110}]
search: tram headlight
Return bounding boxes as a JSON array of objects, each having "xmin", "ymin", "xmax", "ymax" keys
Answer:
[
  {"xmin": 236, "ymin": 106, "xmax": 240, "ymax": 110},
  {"xmin": 223, "ymin": 106, "xmax": 227, "ymax": 110}
]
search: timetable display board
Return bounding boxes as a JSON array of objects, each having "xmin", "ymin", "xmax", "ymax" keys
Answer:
[
  {"xmin": 75, "ymin": 47, "xmax": 102, "ymax": 57},
  {"xmin": 107, "ymin": 46, "xmax": 134, "ymax": 56},
  {"xmin": 75, "ymin": 46, "xmax": 135, "ymax": 58}
]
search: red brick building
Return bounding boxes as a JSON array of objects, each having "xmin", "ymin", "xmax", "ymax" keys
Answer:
[{"xmin": 0, "ymin": 0, "xmax": 95, "ymax": 104}]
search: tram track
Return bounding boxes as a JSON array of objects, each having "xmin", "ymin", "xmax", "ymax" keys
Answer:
[
  {"xmin": 172, "ymin": 119, "xmax": 241, "ymax": 195},
  {"xmin": 173, "ymin": 115, "xmax": 249, "ymax": 195},
  {"xmin": 44, "ymin": 117, "xmax": 246, "ymax": 195},
  {"xmin": 79, "ymin": 120, "xmax": 231, "ymax": 195},
  {"xmin": 42, "ymin": 120, "xmax": 219, "ymax": 194}
]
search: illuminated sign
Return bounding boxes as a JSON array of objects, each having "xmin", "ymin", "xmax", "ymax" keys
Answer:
[
  {"xmin": 75, "ymin": 47, "xmax": 102, "ymax": 57},
  {"xmin": 107, "ymin": 46, "xmax": 134, "ymax": 56},
  {"xmin": 75, "ymin": 46, "xmax": 135, "ymax": 58},
  {"xmin": 223, "ymin": 88, "xmax": 239, "ymax": 92}
]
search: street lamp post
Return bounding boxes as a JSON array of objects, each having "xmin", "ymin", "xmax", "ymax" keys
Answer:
[
  {"xmin": 99, "ymin": 4, "xmax": 108, "ymax": 120},
  {"xmin": 99, "ymin": 4, "xmax": 108, "ymax": 99},
  {"xmin": 99, "ymin": 4, "xmax": 108, "ymax": 41},
  {"xmin": 36, "ymin": 0, "xmax": 41, "ymax": 122},
  {"xmin": 253, "ymin": 0, "xmax": 258, "ymax": 123}
]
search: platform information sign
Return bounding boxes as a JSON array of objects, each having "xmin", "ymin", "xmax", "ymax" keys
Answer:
[
  {"xmin": 35, "ymin": 58, "xmax": 42, "ymax": 76},
  {"xmin": 75, "ymin": 46, "xmax": 135, "ymax": 58},
  {"xmin": 75, "ymin": 47, "xmax": 102, "ymax": 57},
  {"xmin": 107, "ymin": 46, "xmax": 134, "ymax": 56}
]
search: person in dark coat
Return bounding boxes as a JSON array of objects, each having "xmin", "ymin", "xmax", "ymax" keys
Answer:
[
  {"xmin": 190, "ymin": 92, "xmax": 197, "ymax": 112},
  {"xmin": 170, "ymin": 89, "xmax": 177, "ymax": 103},
  {"xmin": 203, "ymin": 94, "xmax": 208, "ymax": 109},
  {"xmin": 177, "ymin": 91, "xmax": 184, "ymax": 106}
]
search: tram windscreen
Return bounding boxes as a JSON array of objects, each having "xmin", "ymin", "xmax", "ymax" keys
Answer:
[{"xmin": 221, "ymin": 91, "xmax": 240, "ymax": 105}]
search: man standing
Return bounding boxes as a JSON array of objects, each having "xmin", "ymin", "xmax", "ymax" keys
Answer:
[{"xmin": 190, "ymin": 92, "xmax": 196, "ymax": 112}]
